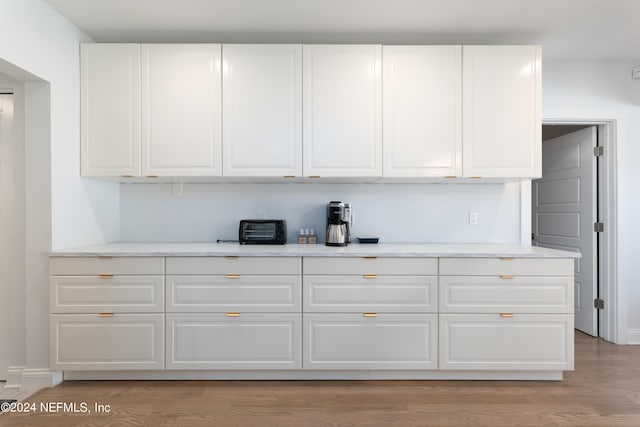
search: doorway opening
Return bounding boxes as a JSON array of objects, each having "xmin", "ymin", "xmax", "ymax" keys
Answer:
[{"xmin": 533, "ymin": 120, "xmax": 618, "ymax": 343}]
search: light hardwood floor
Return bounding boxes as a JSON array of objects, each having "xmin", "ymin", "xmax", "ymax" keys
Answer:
[{"xmin": 1, "ymin": 332, "xmax": 639, "ymax": 426}]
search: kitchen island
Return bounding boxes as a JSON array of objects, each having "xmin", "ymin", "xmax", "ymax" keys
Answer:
[{"xmin": 49, "ymin": 243, "xmax": 578, "ymax": 381}]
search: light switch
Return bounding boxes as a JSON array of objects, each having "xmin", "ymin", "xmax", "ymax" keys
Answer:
[{"xmin": 469, "ymin": 212, "xmax": 479, "ymax": 225}]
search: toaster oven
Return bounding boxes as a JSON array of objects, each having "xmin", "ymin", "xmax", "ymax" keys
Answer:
[{"xmin": 239, "ymin": 219, "xmax": 287, "ymax": 245}]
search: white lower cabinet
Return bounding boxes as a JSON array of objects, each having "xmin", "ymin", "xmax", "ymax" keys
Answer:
[
  {"xmin": 166, "ymin": 313, "xmax": 301, "ymax": 370},
  {"xmin": 439, "ymin": 314, "xmax": 574, "ymax": 370},
  {"xmin": 50, "ymin": 314, "xmax": 164, "ymax": 370},
  {"xmin": 304, "ymin": 314, "xmax": 437, "ymax": 370}
]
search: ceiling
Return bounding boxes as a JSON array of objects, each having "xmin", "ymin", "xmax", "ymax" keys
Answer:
[{"xmin": 44, "ymin": 0, "xmax": 640, "ymax": 62}]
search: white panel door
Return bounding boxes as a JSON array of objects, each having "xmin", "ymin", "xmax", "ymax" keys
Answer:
[
  {"xmin": 81, "ymin": 44, "xmax": 141, "ymax": 176},
  {"xmin": 532, "ymin": 127, "xmax": 597, "ymax": 335},
  {"xmin": 303, "ymin": 45, "xmax": 382, "ymax": 177},
  {"xmin": 462, "ymin": 46, "xmax": 541, "ymax": 178},
  {"xmin": 439, "ymin": 314, "xmax": 574, "ymax": 370},
  {"xmin": 304, "ymin": 313, "xmax": 437, "ymax": 369},
  {"xmin": 141, "ymin": 44, "xmax": 222, "ymax": 176},
  {"xmin": 383, "ymin": 46, "xmax": 462, "ymax": 178},
  {"xmin": 222, "ymin": 44, "xmax": 302, "ymax": 177},
  {"xmin": 50, "ymin": 314, "xmax": 164, "ymax": 370},
  {"xmin": 166, "ymin": 313, "xmax": 301, "ymax": 370}
]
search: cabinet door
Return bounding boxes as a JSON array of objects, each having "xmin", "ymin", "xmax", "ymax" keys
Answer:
[
  {"xmin": 303, "ymin": 45, "xmax": 382, "ymax": 177},
  {"xmin": 383, "ymin": 46, "xmax": 462, "ymax": 178},
  {"xmin": 304, "ymin": 313, "xmax": 437, "ymax": 369},
  {"xmin": 222, "ymin": 44, "xmax": 302, "ymax": 177},
  {"xmin": 141, "ymin": 44, "xmax": 222, "ymax": 176},
  {"xmin": 81, "ymin": 44, "xmax": 140, "ymax": 177},
  {"xmin": 166, "ymin": 313, "xmax": 301, "ymax": 370},
  {"xmin": 439, "ymin": 314, "xmax": 573, "ymax": 370},
  {"xmin": 462, "ymin": 45, "xmax": 541, "ymax": 178},
  {"xmin": 304, "ymin": 275, "xmax": 437, "ymax": 313},
  {"xmin": 50, "ymin": 314, "xmax": 164, "ymax": 370}
]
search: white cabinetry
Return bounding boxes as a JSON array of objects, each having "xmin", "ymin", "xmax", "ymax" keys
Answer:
[
  {"xmin": 303, "ymin": 257, "xmax": 438, "ymax": 369},
  {"xmin": 438, "ymin": 257, "xmax": 574, "ymax": 370},
  {"xmin": 141, "ymin": 44, "xmax": 222, "ymax": 176},
  {"xmin": 382, "ymin": 46, "xmax": 462, "ymax": 178},
  {"xmin": 165, "ymin": 257, "xmax": 302, "ymax": 370},
  {"xmin": 222, "ymin": 44, "xmax": 302, "ymax": 177},
  {"xmin": 462, "ymin": 45, "xmax": 541, "ymax": 178},
  {"xmin": 80, "ymin": 44, "xmax": 141, "ymax": 177},
  {"xmin": 49, "ymin": 257, "xmax": 165, "ymax": 370},
  {"xmin": 303, "ymin": 45, "xmax": 382, "ymax": 177}
]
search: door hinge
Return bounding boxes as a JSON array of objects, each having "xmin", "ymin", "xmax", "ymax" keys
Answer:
[
  {"xmin": 594, "ymin": 222, "xmax": 604, "ymax": 232},
  {"xmin": 594, "ymin": 298, "xmax": 605, "ymax": 310},
  {"xmin": 594, "ymin": 146, "xmax": 604, "ymax": 157}
]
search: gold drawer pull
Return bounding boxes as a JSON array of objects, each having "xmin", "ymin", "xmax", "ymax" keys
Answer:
[
  {"xmin": 308, "ymin": 175, "xmax": 321, "ymax": 179},
  {"xmin": 145, "ymin": 175, "xmax": 159, "ymax": 178},
  {"xmin": 284, "ymin": 175, "xmax": 296, "ymax": 179},
  {"xmin": 500, "ymin": 275, "xmax": 514, "ymax": 279},
  {"xmin": 444, "ymin": 175, "xmax": 457, "ymax": 179},
  {"xmin": 363, "ymin": 312, "xmax": 378, "ymax": 317},
  {"xmin": 500, "ymin": 313, "xmax": 514, "ymax": 318},
  {"xmin": 469, "ymin": 176, "xmax": 482, "ymax": 179},
  {"xmin": 121, "ymin": 174, "xmax": 134, "ymax": 178},
  {"xmin": 98, "ymin": 313, "xmax": 114, "ymax": 317},
  {"xmin": 363, "ymin": 274, "xmax": 378, "ymax": 279},
  {"xmin": 226, "ymin": 274, "xmax": 241, "ymax": 279},
  {"xmin": 500, "ymin": 257, "xmax": 514, "ymax": 261},
  {"xmin": 98, "ymin": 274, "xmax": 114, "ymax": 279},
  {"xmin": 226, "ymin": 312, "xmax": 241, "ymax": 317},
  {"xmin": 363, "ymin": 256, "xmax": 377, "ymax": 259}
]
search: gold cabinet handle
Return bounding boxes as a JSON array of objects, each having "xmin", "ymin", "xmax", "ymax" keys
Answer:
[
  {"xmin": 284, "ymin": 175, "xmax": 296, "ymax": 179},
  {"xmin": 145, "ymin": 175, "xmax": 159, "ymax": 178},
  {"xmin": 98, "ymin": 313, "xmax": 114, "ymax": 317},
  {"xmin": 363, "ymin": 312, "xmax": 378, "ymax": 317},
  {"xmin": 363, "ymin": 274, "xmax": 377, "ymax": 279},
  {"xmin": 226, "ymin": 312, "xmax": 241, "ymax": 317},
  {"xmin": 308, "ymin": 175, "xmax": 321, "ymax": 179},
  {"xmin": 444, "ymin": 176, "xmax": 457, "ymax": 179},
  {"xmin": 500, "ymin": 275, "xmax": 514, "ymax": 279},
  {"xmin": 469, "ymin": 176, "xmax": 482, "ymax": 179},
  {"xmin": 121, "ymin": 174, "xmax": 134, "ymax": 178},
  {"xmin": 98, "ymin": 274, "xmax": 114, "ymax": 279},
  {"xmin": 226, "ymin": 274, "xmax": 241, "ymax": 279},
  {"xmin": 500, "ymin": 313, "xmax": 514, "ymax": 318},
  {"xmin": 363, "ymin": 256, "xmax": 377, "ymax": 259}
]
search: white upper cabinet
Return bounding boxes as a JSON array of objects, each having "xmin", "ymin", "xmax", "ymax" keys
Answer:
[
  {"xmin": 383, "ymin": 46, "xmax": 462, "ymax": 178},
  {"xmin": 303, "ymin": 45, "xmax": 382, "ymax": 177},
  {"xmin": 462, "ymin": 45, "xmax": 541, "ymax": 178},
  {"xmin": 141, "ymin": 44, "xmax": 222, "ymax": 177},
  {"xmin": 222, "ymin": 45, "xmax": 302, "ymax": 177},
  {"xmin": 81, "ymin": 44, "xmax": 141, "ymax": 177}
]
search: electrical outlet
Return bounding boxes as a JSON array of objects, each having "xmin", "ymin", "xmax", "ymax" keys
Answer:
[
  {"xmin": 469, "ymin": 212, "xmax": 478, "ymax": 225},
  {"xmin": 633, "ymin": 66, "xmax": 640, "ymax": 79}
]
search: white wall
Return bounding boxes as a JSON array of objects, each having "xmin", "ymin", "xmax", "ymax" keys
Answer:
[
  {"xmin": 0, "ymin": 0, "xmax": 120, "ymax": 249},
  {"xmin": 120, "ymin": 182, "xmax": 523, "ymax": 243},
  {"xmin": 0, "ymin": 0, "xmax": 119, "ymax": 389},
  {"xmin": 543, "ymin": 61, "xmax": 640, "ymax": 344}
]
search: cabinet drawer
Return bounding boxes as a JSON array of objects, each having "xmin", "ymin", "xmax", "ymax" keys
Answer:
[
  {"xmin": 50, "ymin": 314, "xmax": 164, "ymax": 370},
  {"xmin": 166, "ymin": 313, "xmax": 301, "ymax": 370},
  {"xmin": 304, "ymin": 257, "xmax": 437, "ymax": 275},
  {"xmin": 439, "ymin": 314, "xmax": 574, "ymax": 370},
  {"xmin": 51, "ymin": 276, "xmax": 164, "ymax": 313},
  {"xmin": 50, "ymin": 257, "xmax": 164, "ymax": 276},
  {"xmin": 439, "ymin": 276, "xmax": 573, "ymax": 314},
  {"xmin": 304, "ymin": 275, "xmax": 437, "ymax": 313},
  {"xmin": 439, "ymin": 258, "xmax": 573, "ymax": 276},
  {"xmin": 166, "ymin": 256, "xmax": 301, "ymax": 275},
  {"xmin": 303, "ymin": 313, "xmax": 437, "ymax": 370},
  {"xmin": 167, "ymin": 275, "xmax": 301, "ymax": 312}
]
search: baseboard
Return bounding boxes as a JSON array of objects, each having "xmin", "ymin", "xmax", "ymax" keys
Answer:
[
  {"xmin": 20, "ymin": 369, "xmax": 63, "ymax": 390},
  {"xmin": 3, "ymin": 366, "xmax": 26, "ymax": 389},
  {"xmin": 627, "ymin": 329, "xmax": 640, "ymax": 345}
]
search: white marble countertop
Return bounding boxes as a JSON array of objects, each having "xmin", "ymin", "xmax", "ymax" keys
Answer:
[{"xmin": 50, "ymin": 242, "xmax": 580, "ymax": 258}]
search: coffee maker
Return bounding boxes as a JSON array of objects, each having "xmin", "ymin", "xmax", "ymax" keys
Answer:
[{"xmin": 326, "ymin": 201, "xmax": 352, "ymax": 246}]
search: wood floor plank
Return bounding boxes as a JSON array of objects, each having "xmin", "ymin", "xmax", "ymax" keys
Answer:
[{"xmin": 1, "ymin": 333, "xmax": 639, "ymax": 426}]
